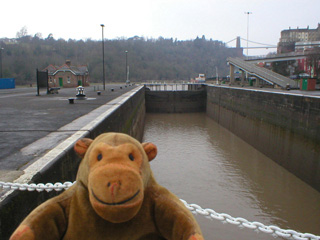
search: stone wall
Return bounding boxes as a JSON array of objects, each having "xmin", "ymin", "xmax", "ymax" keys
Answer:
[
  {"xmin": 145, "ymin": 90, "xmax": 206, "ymax": 113},
  {"xmin": 206, "ymin": 85, "xmax": 320, "ymax": 191}
]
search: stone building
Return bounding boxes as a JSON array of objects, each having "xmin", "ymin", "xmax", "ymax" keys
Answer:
[
  {"xmin": 278, "ymin": 23, "xmax": 320, "ymax": 53},
  {"xmin": 43, "ymin": 60, "xmax": 90, "ymax": 88}
]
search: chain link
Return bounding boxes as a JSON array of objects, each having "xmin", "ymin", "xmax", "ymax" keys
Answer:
[
  {"xmin": 0, "ymin": 181, "xmax": 75, "ymax": 192},
  {"xmin": 1, "ymin": 181, "xmax": 319, "ymax": 239},
  {"xmin": 180, "ymin": 200, "xmax": 320, "ymax": 240}
]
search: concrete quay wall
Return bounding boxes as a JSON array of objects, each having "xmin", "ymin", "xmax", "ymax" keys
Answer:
[
  {"xmin": 0, "ymin": 86, "xmax": 146, "ymax": 240},
  {"xmin": 206, "ymin": 85, "xmax": 320, "ymax": 192},
  {"xmin": 145, "ymin": 90, "xmax": 207, "ymax": 113}
]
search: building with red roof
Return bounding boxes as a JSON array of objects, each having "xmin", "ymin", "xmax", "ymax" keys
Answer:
[{"xmin": 43, "ymin": 60, "xmax": 90, "ymax": 88}]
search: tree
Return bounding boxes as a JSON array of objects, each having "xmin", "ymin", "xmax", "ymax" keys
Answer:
[
  {"xmin": 272, "ymin": 60, "xmax": 295, "ymax": 76},
  {"xmin": 16, "ymin": 26, "xmax": 28, "ymax": 38},
  {"xmin": 306, "ymin": 47, "xmax": 320, "ymax": 78},
  {"xmin": 34, "ymin": 33, "xmax": 43, "ymax": 40},
  {"xmin": 2, "ymin": 35, "xmax": 239, "ymax": 84},
  {"xmin": 46, "ymin": 34, "xmax": 54, "ymax": 41}
]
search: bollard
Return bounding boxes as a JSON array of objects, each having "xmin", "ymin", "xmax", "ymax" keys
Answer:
[
  {"xmin": 76, "ymin": 86, "xmax": 86, "ymax": 98},
  {"xmin": 286, "ymin": 84, "xmax": 290, "ymax": 91},
  {"xmin": 68, "ymin": 98, "xmax": 75, "ymax": 104}
]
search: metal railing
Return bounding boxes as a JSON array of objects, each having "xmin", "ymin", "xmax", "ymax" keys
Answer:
[{"xmin": 144, "ymin": 83, "xmax": 205, "ymax": 91}]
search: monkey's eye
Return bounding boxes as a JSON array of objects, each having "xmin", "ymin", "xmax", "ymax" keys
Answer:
[
  {"xmin": 97, "ymin": 153, "xmax": 103, "ymax": 161},
  {"xmin": 129, "ymin": 153, "xmax": 134, "ymax": 161}
]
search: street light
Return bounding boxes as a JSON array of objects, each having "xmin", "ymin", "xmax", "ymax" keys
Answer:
[
  {"xmin": 244, "ymin": 11, "xmax": 252, "ymax": 56},
  {"xmin": 244, "ymin": 11, "xmax": 252, "ymax": 81},
  {"xmin": 0, "ymin": 48, "xmax": 4, "ymax": 79},
  {"xmin": 100, "ymin": 24, "xmax": 105, "ymax": 90},
  {"xmin": 125, "ymin": 50, "xmax": 129, "ymax": 83}
]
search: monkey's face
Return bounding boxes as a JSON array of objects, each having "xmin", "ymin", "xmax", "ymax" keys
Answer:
[{"xmin": 87, "ymin": 142, "xmax": 145, "ymax": 223}]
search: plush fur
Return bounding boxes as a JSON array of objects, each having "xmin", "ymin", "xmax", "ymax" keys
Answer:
[{"xmin": 10, "ymin": 132, "xmax": 204, "ymax": 240}]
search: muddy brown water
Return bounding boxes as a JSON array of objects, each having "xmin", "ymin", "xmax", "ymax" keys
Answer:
[{"xmin": 143, "ymin": 113, "xmax": 320, "ymax": 240}]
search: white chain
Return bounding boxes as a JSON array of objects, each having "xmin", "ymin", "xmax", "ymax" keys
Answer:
[
  {"xmin": 180, "ymin": 200, "xmax": 320, "ymax": 240},
  {"xmin": 0, "ymin": 181, "xmax": 75, "ymax": 192},
  {"xmin": 1, "ymin": 181, "xmax": 319, "ymax": 240}
]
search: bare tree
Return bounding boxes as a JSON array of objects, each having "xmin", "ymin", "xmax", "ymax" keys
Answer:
[
  {"xmin": 306, "ymin": 47, "xmax": 320, "ymax": 78},
  {"xmin": 16, "ymin": 26, "xmax": 28, "ymax": 38},
  {"xmin": 34, "ymin": 32, "xmax": 43, "ymax": 39}
]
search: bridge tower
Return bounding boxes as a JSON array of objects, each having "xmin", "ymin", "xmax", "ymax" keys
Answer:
[
  {"xmin": 236, "ymin": 36, "xmax": 241, "ymax": 48},
  {"xmin": 235, "ymin": 36, "xmax": 243, "ymax": 57}
]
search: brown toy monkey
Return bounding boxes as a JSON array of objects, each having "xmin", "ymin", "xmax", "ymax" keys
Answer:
[{"xmin": 11, "ymin": 132, "xmax": 204, "ymax": 240}]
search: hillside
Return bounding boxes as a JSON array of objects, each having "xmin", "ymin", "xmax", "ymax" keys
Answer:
[{"xmin": 0, "ymin": 35, "xmax": 241, "ymax": 85}]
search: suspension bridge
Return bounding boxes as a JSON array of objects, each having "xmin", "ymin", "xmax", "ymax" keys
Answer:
[
  {"xmin": 225, "ymin": 37, "xmax": 313, "ymax": 89},
  {"xmin": 225, "ymin": 36, "xmax": 278, "ymax": 50}
]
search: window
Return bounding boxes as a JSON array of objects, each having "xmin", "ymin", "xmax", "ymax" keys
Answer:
[{"xmin": 67, "ymin": 76, "xmax": 71, "ymax": 84}]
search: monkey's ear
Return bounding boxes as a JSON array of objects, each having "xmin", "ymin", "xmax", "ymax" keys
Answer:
[
  {"xmin": 142, "ymin": 142, "xmax": 157, "ymax": 162},
  {"xmin": 74, "ymin": 138, "xmax": 93, "ymax": 158}
]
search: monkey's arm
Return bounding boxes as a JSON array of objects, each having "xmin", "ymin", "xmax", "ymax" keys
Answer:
[
  {"xmin": 153, "ymin": 188, "xmax": 204, "ymax": 240},
  {"xmin": 10, "ymin": 195, "xmax": 70, "ymax": 240}
]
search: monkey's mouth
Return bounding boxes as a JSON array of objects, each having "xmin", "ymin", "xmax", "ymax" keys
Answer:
[{"xmin": 91, "ymin": 189, "xmax": 140, "ymax": 206}]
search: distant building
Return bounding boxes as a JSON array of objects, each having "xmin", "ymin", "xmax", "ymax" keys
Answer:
[
  {"xmin": 278, "ymin": 23, "xmax": 320, "ymax": 53},
  {"xmin": 276, "ymin": 24, "xmax": 320, "ymax": 78},
  {"xmin": 43, "ymin": 60, "xmax": 90, "ymax": 88},
  {"xmin": 191, "ymin": 73, "xmax": 206, "ymax": 83},
  {"xmin": 295, "ymin": 41, "xmax": 320, "ymax": 53}
]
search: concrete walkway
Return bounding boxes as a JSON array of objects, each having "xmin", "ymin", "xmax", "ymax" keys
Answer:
[
  {"xmin": 227, "ymin": 57, "xmax": 299, "ymax": 88},
  {"xmin": 0, "ymin": 84, "xmax": 136, "ymax": 182}
]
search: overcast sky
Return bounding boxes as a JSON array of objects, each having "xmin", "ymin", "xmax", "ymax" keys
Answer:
[{"xmin": 1, "ymin": 0, "xmax": 319, "ymax": 55}]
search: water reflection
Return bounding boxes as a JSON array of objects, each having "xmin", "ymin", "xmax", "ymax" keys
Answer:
[{"xmin": 143, "ymin": 113, "xmax": 320, "ymax": 240}]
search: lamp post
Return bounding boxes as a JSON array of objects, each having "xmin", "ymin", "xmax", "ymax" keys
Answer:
[
  {"xmin": 215, "ymin": 66, "xmax": 219, "ymax": 85},
  {"xmin": 100, "ymin": 24, "xmax": 105, "ymax": 90},
  {"xmin": 244, "ymin": 11, "xmax": 252, "ymax": 56},
  {"xmin": 244, "ymin": 11, "xmax": 252, "ymax": 81},
  {"xmin": 0, "ymin": 48, "xmax": 4, "ymax": 79},
  {"xmin": 125, "ymin": 50, "xmax": 129, "ymax": 83}
]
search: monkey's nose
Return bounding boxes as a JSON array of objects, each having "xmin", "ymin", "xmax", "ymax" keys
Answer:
[{"xmin": 107, "ymin": 181, "xmax": 121, "ymax": 198}]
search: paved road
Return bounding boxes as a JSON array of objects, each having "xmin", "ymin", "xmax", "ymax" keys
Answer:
[{"xmin": 0, "ymin": 84, "xmax": 136, "ymax": 182}]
